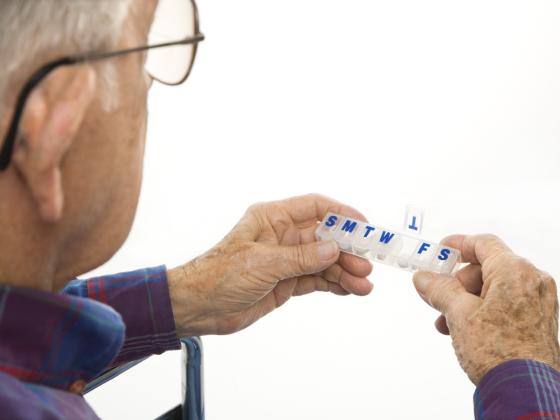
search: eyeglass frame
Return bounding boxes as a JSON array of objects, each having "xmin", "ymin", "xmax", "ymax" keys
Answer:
[{"xmin": 0, "ymin": 1, "xmax": 204, "ymax": 171}]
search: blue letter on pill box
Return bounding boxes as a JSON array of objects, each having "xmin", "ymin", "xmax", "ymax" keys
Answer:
[
  {"xmin": 315, "ymin": 213, "xmax": 460, "ymax": 275},
  {"xmin": 326, "ymin": 215, "xmax": 338, "ymax": 227}
]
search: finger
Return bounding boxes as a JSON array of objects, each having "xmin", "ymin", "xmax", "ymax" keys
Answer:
[
  {"xmin": 271, "ymin": 277, "xmax": 298, "ymax": 307},
  {"xmin": 323, "ymin": 263, "xmax": 373, "ymax": 296},
  {"xmin": 298, "ymin": 225, "xmax": 374, "ymax": 277},
  {"xmin": 338, "ymin": 252, "xmax": 373, "ymax": 278},
  {"xmin": 262, "ymin": 240, "xmax": 340, "ymax": 279},
  {"xmin": 300, "ymin": 224, "xmax": 322, "ymax": 243},
  {"xmin": 441, "ymin": 234, "xmax": 513, "ymax": 266},
  {"xmin": 413, "ymin": 271, "xmax": 479, "ymax": 321},
  {"xmin": 237, "ymin": 279, "xmax": 348, "ymax": 334},
  {"xmin": 454, "ymin": 263, "xmax": 483, "ymax": 295},
  {"xmin": 292, "ymin": 276, "xmax": 350, "ymax": 296},
  {"xmin": 435, "ymin": 315, "xmax": 450, "ymax": 335},
  {"xmin": 279, "ymin": 193, "xmax": 368, "ymax": 226}
]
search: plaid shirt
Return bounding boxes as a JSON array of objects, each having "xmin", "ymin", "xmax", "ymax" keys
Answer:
[
  {"xmin": 0, "ymin": 266, "xmax": 558, "ymax": 419},
  {"xmin": 475, "ymin": 359, "xmax": 560, "ymax": 419},
  {"xmin": 0, "ymin": 265, "xmax": 180, "ymax": 419}
]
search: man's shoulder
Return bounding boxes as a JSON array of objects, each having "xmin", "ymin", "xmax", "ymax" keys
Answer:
[{"xmin": 0, "ymin": 371, "xmax": 99, "ymax": 420}]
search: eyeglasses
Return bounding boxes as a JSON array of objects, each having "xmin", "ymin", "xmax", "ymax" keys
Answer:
[{"xmin": 0, "ymin": 0, "xmax": 204, "ymax": 171}]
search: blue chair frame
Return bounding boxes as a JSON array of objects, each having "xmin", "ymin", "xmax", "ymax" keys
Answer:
[{"xmin": 84, "ymin": 337, "xmax": 204, "ymax": 420}]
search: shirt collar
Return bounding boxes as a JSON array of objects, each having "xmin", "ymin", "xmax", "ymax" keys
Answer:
[{"xmin": 0, "ymin": 283, "xmax": 125, "ymax": 391}]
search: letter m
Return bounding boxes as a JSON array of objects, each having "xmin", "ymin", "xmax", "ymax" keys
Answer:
[{"xmin": 341, "ymin": 220, "xmax": 357, "ymax": 233}]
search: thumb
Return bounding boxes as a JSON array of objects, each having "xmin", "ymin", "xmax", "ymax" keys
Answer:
[
  {"xmin": 267, "ymin": 240, "xmax": 340, "ymax": 279},
  {"xmin": 413, "ymin": 271, "xmax": 477, "ymax": 321}
]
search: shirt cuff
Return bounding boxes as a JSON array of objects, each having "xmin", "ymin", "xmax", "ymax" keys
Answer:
[
  {"xmin": 105, "ymin": 266, "xmax": 181, "ymax": 364},
  {"xmin": 474, "ymin": 359, "xmax": 560, "ymax": 420}
]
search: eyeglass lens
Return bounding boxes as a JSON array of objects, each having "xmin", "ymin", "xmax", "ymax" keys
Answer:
[{"xmin": 145, "ymin": 0, "xmax": 197, "ymax": 85}]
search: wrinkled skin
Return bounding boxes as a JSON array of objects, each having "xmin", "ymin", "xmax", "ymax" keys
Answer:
[
  {"xmin": 414, "ymin": 234, "xmax": 560, "ymax": 385},
  {"xmin": 168, "ymin": 194, "xmax": 374, "ymax": 337}
]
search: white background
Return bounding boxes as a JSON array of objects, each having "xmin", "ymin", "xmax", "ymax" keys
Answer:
[{"xmin": 86, "ymin": 1, "xmax": 560, "ymax": 419}]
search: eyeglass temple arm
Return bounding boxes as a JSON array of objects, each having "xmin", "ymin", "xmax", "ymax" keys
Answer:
[
  {"xmin": 73, "ymin": 34, "xmax": 205, "ymax": 63},
  {"xmin": 0, "ymin": 33, "xmax": 204, "ymax": 171},
  {"xmin": 0, "ymin": 57, "xmax": 78, "ymax": 171}
]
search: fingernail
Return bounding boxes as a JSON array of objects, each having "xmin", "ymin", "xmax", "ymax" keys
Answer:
[
  {"xmin": 413, "ymin": 272, "xmax": 433, "ymax": 293},
  {"xmin": 317, "ymin": 240, "xmax": 339, "ymax": 261}
]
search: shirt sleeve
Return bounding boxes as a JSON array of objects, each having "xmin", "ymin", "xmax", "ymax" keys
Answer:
[
  {"xmin": 62, "ymin": 266, "xmax": 181, "ymax": 365},
  {"xmin": 474, "ymin": 359, "xmax": 560, "ymax": 420}
]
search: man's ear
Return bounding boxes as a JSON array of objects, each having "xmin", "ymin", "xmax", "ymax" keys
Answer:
[{"xmin": 12, "ymin": 65, "xmax": 97, "ymax": 223}]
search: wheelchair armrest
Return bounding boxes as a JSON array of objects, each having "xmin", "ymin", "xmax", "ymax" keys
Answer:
[
  {"xmin": 180, "ymin": 337, "xmax": 204, "ymax": 420},
  {"xmin": 83, "ymin": 357, "xmax": 149, "ymax": 394},
  {"xmin": 84, "ymin": 337, "xmax": 204, "ymax": 420}
]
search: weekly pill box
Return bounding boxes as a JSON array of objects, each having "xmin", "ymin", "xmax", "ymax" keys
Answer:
[{"xmin": 315, "ymin": 213, "xmax": 460, "ymax": 274}]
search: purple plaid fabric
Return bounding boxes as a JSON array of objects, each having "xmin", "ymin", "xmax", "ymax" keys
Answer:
[
  {"xmin": 475, "ymin": 360, "xmax": 560, "ymax": 419},
  {"xmin": 1, "ymin": 264, "xmax": 559, "ymax": 419},
  {"xmin": 0, "ymin": 265, "xmax": 180, "ymax": 419}
]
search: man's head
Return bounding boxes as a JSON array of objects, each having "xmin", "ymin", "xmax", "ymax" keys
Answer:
[{"xmin": 0, "ymin": 0, "xmax": 158, "ymax": 290}]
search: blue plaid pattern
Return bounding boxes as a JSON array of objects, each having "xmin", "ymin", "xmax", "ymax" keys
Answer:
[
  {"xmin": 475, "ymin": 359, "xmax": 560, "ymax": 419},
  {"xmin": 0, "ymin": 264, "xmax": 558, "ymax": 419},
  {"xmin": 0, "ymin": 265, "xmax": 180, "ymax": 419}
]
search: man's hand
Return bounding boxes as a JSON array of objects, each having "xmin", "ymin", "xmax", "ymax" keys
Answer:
[
  {"xmin": 413, "ymin": 234, "xmax": 560, "ymax": 385},
  {"xmin": 167, "ymin": 194, "xmax": 373, "ymax": 337}
]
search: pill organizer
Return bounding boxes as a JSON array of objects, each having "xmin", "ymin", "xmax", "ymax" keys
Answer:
[{"xmin": 315, "ymin": 213, "xmax": 460, "ymax": 274}]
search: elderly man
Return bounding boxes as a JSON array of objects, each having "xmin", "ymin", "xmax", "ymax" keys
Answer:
[{"xmin": 0, "ymin": 1, "xmax": 558, "ymax": 419}]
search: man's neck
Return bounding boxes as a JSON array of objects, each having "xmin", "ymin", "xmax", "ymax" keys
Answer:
[{"xmin": 0, "ymin": 187, "xmax": 58, "ymax": 291}]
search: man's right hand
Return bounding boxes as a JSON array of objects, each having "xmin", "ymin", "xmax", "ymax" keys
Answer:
[
  {"xmin": 167, "ymin": 194, "xmax": 373, "ymax": 337},
  {"xmin": 413, "ymin": 234, "xmax": 560, "ymax": 385}
]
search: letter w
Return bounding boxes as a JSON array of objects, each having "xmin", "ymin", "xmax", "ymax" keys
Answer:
[{"xmin": 379, "ymin": 231, "xmax": 395, "ymax": 244}]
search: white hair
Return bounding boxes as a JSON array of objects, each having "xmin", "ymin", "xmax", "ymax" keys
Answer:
[{"xmin": 0, "ymin": 0, "xmax": 132, "ymax": 110}]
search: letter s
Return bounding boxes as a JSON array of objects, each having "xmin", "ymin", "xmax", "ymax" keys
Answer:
[
  {"xmin": 326, "ymin": 215, "xmax": 338, "ymax": 227},
  {"xmin": 438, "ymin": 248, "xmax": 451, "ymax": 261}
]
